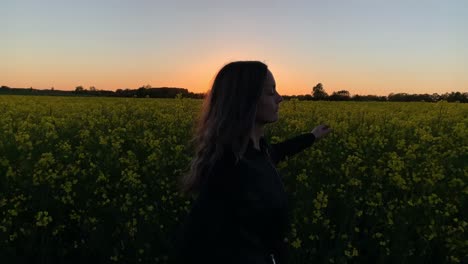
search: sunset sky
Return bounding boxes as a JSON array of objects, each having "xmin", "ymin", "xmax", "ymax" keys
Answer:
[{"xmin": 2, "ymin": 0, "xmax": 467, "ymax": 96}]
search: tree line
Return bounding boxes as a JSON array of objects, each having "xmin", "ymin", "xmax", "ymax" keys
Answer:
[
  {"xmin": 0, "ymin": 85, "xmax": 205, "ymax": 99},
  {"xmin": 301, "ymin": 83, "xmax": 468, "ymax": 102},
  {"xmin": 1, "ymin": 84, "xmax": 466, "ymax": 102}
]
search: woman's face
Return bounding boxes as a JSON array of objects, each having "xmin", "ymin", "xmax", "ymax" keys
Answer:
[{"xmin": 256, "ymin": 69, "xmax": 283, "ymax": 124}]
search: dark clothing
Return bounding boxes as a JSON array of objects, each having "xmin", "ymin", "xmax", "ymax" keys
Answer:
[{"xmin": 171, "ymin": 133, "xmax": 316, "ymax": 264}]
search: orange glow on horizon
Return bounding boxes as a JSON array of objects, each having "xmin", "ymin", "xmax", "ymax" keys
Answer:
[{"xmin": 2, "ymin": 53, "xmax": 465, "ymax": 97}]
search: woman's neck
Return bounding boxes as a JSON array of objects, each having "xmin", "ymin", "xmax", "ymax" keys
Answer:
[{"xmin": 250, "ymin": 123, "xmax": 265, "ymax": 150}]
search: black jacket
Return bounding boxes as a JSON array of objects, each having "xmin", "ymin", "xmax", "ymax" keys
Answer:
[{"xmin": 171, "ymin": 133, "xmax": 316, "ymax": 264}]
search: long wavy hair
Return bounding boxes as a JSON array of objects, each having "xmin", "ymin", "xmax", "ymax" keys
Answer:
[{"xmin": 178, "ymin": 61, "xmax": 268, "ymax": 198}]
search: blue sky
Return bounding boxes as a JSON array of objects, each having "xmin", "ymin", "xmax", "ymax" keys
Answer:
[{"xmin": 2, "ymin": 0, "xmax": 467, "ymax": 95}]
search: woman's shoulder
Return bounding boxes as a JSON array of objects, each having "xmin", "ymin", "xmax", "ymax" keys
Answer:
[
  {"xmin": 203, "ymin": 147, "xmax": 244, "ymax": 192},
  {"xmin": 213, "ymin": 146, "xmax": 242, "ymax": 170}
]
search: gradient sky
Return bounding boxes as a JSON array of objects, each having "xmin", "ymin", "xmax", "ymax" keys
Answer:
[{"xmin": 2, "ymin": 0, "xmax": 467, "ymax": 96}]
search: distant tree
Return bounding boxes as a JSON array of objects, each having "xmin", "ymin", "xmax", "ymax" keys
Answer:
[
  {"xmin": 312, "ymin": 83, "xmax": 328, "ymax": 100},
  {"xmin": 463, "ymin": 92, "xmax": 468, "ymax": 103},
  {"xmin": 89, "ymin": 86, "xmax": 96, "ymax": 91},
  {"xmin": 300, "ymin": 94, "xmax": 313, "ymax": 100},
  {"xmin": 388, "ymin": 92, "xmax": 440, "ymax": 102},
  {"xmin": 75, "ymin": 86, "xmax": 85, "ymax": 93},
  {"xmin": 137, "ymin": 87, "xmax": 147, "ymax": 97},
  {"xmin": 447, "ymin": 91, "xmax": 468, "ymax": 102},
  {"xmin": 431, "ymin": 93, "xmax": 440, "ymax": 102},
  {"xmin": 330, "ymin": 90, "xmax": 351, "ymax": 101},
  {"xmin": 418, "ymin": 93, "xmax": 433, "ymax": 102},
  {"xmin": 439, "ymin": 93, "xmax": 449, "ymax": 101},
  {"xmin": 388, "ymin": 93, "xmax": 408, "ymax": 102},
  {"xmin": 336, "ymin": 90, "xmax": 350, "ymax": 97},
  {"xmin": 352, "ymin": 94, "xmax": 387, "ymax": 101}
]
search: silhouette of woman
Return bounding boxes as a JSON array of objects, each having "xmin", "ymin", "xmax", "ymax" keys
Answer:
[{"xmin": 171, "ymin": 61, "xmax": 332, "ymax": 264}]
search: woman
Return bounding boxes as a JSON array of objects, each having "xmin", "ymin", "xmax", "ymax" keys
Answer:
[{"xmin": 171, "ymin": 61, "xmax": 332, "ymax": 264}]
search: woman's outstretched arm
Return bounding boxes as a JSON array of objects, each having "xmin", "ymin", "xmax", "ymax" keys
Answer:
[
  {"xmin": 268, "ymin": 124, "xmax": 333, "ymax": 165},
  {"xmin": 268, "ymin": 132, "xmax": 316, "ymax": 165}
]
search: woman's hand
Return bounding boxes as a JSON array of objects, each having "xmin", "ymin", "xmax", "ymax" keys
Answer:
[{"xmin": 311, "ymin": 124, "xmax": 333, "ymax": 141}]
